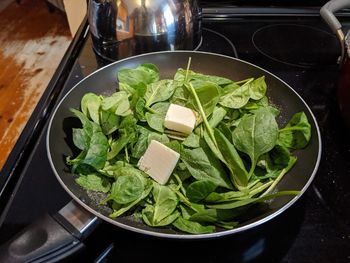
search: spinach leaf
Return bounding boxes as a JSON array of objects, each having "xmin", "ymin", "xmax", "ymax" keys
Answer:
[
  {"xmin": 100, "ymin": 110, "xmax": 120, "ymax": 135},
  {"xmin": 130, "ymin": 83, "xmax": 147, "ymax": 119},
  {"xmin": 186, "ymin": 180, "xmax": 217, "ymax": 202},
  {"xmin": 174, "ymin": 68, "xmax": 232, "ymax": 86},
  {"xmin": 117, "ymin": 63, "xmax": 159, "ymax": 87},
  {"xmin": 248, "ymin": 76, "xmax": 267, "ymax": 100},
  {"xmin": 72, "ymin": 128, "xmax": 88, "ymax": 151},
  {"xmin": 81, "ymin": 93, "xmax": 101, "ymax": 124},
  {"xmin": 170, "ymin": 85, "xmax": 190, "ymax": 106},
  {"xmin": 182, "ymin": 133, "xmax": 200, "ymax": 148},
  {"xmin": 107, "ymin": 134, "xmax": 132, "ymax": 160},
  {"xmin": 70, "ymin": 109, "xmax": 108, "ymax": 170},
  {"xmin": 261, "ymin": 156, "xmax": 297, "ymax": 197},
  {"xmin": 131, "ymin": 127, "xmax": 151, "ymax": 158},
  {"xmin": 208, "ymin": 107, "xmax": 227, "ymax": 128},
  {"xmin": 278, "ymin": 112, "xmax": 311, "ymax": 149},
  {"xmin": 232, "ymin": 107, "xmax": 279, "ymax": 178},
  {"xmin": 145, "ymin": 80, "xmax": 176, "ymax": 107},
  {"xmin": 189, "ymin": 209, "xmax": 239, "ymax": 227},
  {"xmin": 270, "ymin": 145, "xmax": 291, "ymax": 168},
  {"xmin": 214, "ymin": 128, "xmax": 249, "ymax": 187},
  {"xmin": 75, "ymin": 174, "xmax": 111, "ymax": 193},
  {"xmin": 107, "ymin": 174, "xmax": 144, "ymax": 204},
  {"xmin": 101, "ymin": 91, "xmax": 131, "ymax": 117},
  {"xmin": 142, "ymin": 205, "xmax": 180, "ymax": 227},
  {"xmin": 205, "ymin": 190, "xmax": 246, "ymax": 203},
  {"xmin": 181, "ymin": 141, "xmax": 232, "ymax": 189},
  {"xmin": 145, "ymin": 102, "xmax": 169, "ymax": 132},
  {"xmin": 142, "ymin": 183, "xmax": 178, "ymax": 226},
  {"xmin": 207, "ymin": 190, "xmax": 299, "ymax": 210},
  {"xmin": 219, "ymin": 83, "xmax": 250, "ymax": 109},
  {"xmin": 219, "ymin": 77, "xmax": 267, "ymax": 109},
  {"xmin": 172, "ymin": 216, "xmax": 215, "ymax": 234},
  {"xmin": 109, "ymin": 178, "xmax": 153, "ymax": 218},
  {"xmin": 187, "ymin": 80, "xmax": 220, "ymax": 117}
]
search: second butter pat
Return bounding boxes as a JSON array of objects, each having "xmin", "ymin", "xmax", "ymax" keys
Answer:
[{"xmin": 164, "ymin": 104, "xmax": 197, "ymax": 134}]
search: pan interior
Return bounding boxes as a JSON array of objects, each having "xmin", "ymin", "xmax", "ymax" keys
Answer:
[{"xmin": 47, "ymin": 51, "xmax": 320, "ymax": 238}]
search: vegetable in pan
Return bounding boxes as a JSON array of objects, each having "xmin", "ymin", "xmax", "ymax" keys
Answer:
[{"xmin": 66, "ymin": 59, "xmax": 311, "ymax": 234}]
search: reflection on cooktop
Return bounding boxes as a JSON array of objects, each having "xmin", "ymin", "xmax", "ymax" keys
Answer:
[{"xmin": 252, "ymin": 24, "xmax": 340, "ymax": 68}]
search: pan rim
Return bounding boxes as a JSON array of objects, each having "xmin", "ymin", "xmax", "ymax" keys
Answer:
[{"xmin": 46, "ymin": 50, "xmax": 322, "ymax": 239}]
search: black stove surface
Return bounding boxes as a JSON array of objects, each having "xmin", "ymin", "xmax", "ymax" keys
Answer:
[{"xmin": 0, "ymin": 14, "xmax": 350, "ymax": 263}]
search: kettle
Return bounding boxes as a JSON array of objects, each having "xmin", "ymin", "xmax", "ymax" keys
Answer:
[
  {"xmin": 320, "ymin": 0, "xmax": 350, "ymax": 129},
  {"xmin": 88, "ymin": 0, "xmax": 202, "ymax": 61}
]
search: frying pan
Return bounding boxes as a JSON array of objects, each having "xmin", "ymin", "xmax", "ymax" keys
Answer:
[{"xmin": 0, "ymin": 51, "xmax": 321, "ymax": 262}]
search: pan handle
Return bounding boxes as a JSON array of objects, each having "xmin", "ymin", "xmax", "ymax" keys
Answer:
[{"xmin": 0, "ymin": 201, "xmax": 100, "ymax": 262}]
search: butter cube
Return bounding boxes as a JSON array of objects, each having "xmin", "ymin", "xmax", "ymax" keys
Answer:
[
  {"xmin": 164, "ymin": 104, "xmax": 196, "ymax": 134},
  {"xmin": 137, "ymin": 140, "xmax": 180, "ymax": 185}
]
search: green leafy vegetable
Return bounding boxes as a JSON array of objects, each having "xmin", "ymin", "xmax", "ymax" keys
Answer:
[
  {"xmin": 278, "ymin": 112, "xmax": 311, "ymax": 149},
  {"xmin": 66, "ymin": 60, "xmax": 312, "ymax": 235},
  {"xmin": 75, "ymin": 174, "xmax": 111, "ymax": 193},
  {"xmin": 232, "ymin": 107, "xmax": 279, "ymax": 178}
]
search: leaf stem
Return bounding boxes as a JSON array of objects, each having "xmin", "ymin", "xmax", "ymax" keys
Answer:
[
  {"xmin": 125, "ymin": 147, "xmax": 129, "ymax": 163},
  {"xmin": 187, "ymin": 83, "xmax": 217, "ymax": 147},
  {"xmin": 279, "ymin": 127, "xmax": 306, "ymax": 132},
  {"xmin": 260, "ymin": 157, "xmax": 297, "ymax": 197},
  {"xmin": 185, "ymin": 57, "xmax": 192, "ymax": 82},
  {"xmin": 234, "ymin": 78, "xmax": 254, "ymax": 85},
  {"xmin": 184, "ymin": 57, "xmax": 217, "ymax": 147},
  {"xmin": 145, "ymin": 105, "xmax": 158, "ymax": 114}
]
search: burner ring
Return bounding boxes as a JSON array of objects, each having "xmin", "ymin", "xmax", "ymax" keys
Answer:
[{"xmin": 252, "ymin": 24, "xmax": 340, "ymax": 68}]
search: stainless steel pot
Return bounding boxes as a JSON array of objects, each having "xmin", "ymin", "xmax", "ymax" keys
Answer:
[
  {"xmin": 88, "ymin": 0, "xmax": 202, "ymax": 61},
  {"xmin": 321, "ymin": 0, "xmax": 350, "ymax": 128}
]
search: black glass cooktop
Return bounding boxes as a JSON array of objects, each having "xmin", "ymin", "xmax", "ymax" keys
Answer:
[{"xmin": 0, "ymin": 11, "xmax": 350, "ymax": 263}]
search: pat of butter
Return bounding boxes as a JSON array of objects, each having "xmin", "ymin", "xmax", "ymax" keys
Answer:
[
  {"xmin": 164, "ymin": 104, "xmax": 196, "ymax": 134},
  {"xmin": 137, "ymin": 140, "xmax": 180, "ymax": 185}
]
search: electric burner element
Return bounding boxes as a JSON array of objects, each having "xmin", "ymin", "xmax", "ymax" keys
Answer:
[
  {"xmin": 199, "ymin": 28, "xmax": 238, "ymax": 58},
  {"xmin": 252, "ymin": 24, "xmax": 340, "ymax": 68}
]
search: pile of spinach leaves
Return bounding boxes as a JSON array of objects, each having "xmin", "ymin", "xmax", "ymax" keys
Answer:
[{"xmin": 66, "ymin": 60, "xmax": 311, "ymax": 234}]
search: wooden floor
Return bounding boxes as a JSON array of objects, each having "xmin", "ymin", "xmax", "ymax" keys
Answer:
[{"xmin": 0, "ymin": 0, "xmax": 71, "ymax": 170}]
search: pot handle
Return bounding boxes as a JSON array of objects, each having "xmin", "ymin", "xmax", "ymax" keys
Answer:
[
  {"xmin": 320, "ymin": 0, "xmax": 350, "ymax": 62},
  {"xmin": 320, "ymin": 0, "xmax": 350, "ymax": 34},
  {"xmin": 0, "ymin": 201, "xmax": 100, "ymax": 262}
]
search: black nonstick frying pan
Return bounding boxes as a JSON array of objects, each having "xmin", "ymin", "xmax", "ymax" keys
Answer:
[{"xmin": 0, "ymin": 51, "xmax": 321, "ymax": 262}]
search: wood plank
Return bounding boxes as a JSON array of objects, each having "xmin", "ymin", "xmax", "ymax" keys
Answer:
[{"xmin": 0, "ymin": 0, "xmax": 72, "ymax": 170}]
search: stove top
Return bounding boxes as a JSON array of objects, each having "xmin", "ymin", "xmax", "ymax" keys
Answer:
[{"xmin": 0, "ymin": 10, "xmax": 350, "ymax": 263}]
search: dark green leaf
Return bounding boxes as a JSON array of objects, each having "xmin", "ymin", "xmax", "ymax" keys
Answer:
[
  {"xmin": 172, "ymin": 216, "xmax": 215, "ymax": 234},
  {"xmin": 145, "ymin": 102, "xmax": 169, "ymax": 132},
  {"xmin": 219, "ymin": 83, "xmax": 250, "ymax": 109},
  {"xmin": 187, "ymin": 80, "xmax": 220, "ymax": 116},
  {"xmin": 207, "ymin": 190, "xmax": 300, "ymax": 209},
  {"xmin": 186, "ymin": 180, "xmax": 217, "ymax": 202},
  {"xmin": 278, "ymin": 112, "xmax": 311, "ymax": 149},
  {"xmin": 182, "ymin": 133, "xmax": 200, "ymax": 148},
  {"xmin": 214, "ymin": 128, "xmax": 249, "ymax": 187},
  {"xmin": 109, "ymin": 179, "xmax": 153, "ymax": 218},
  {"xmin": 147, "ymin": 183, "xmax": 179, "ymax": 224},
  {"xmin": 108, "ymin": 174, "xmax": 144, "ymax": 204},
  {"xmin": 232, "ymin": 107, "xmax": 279, "ymax": 177},
  {"xmin": 181, "ymin": 142, "xmax": 232, "ymax": 189},
  {"xmin": 145, "ymin": 80, "xmax": 176, "ymax": 107},
  {"xmin": 100, "ymin": 110, "xmax": 120, "ymax": 135}
]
